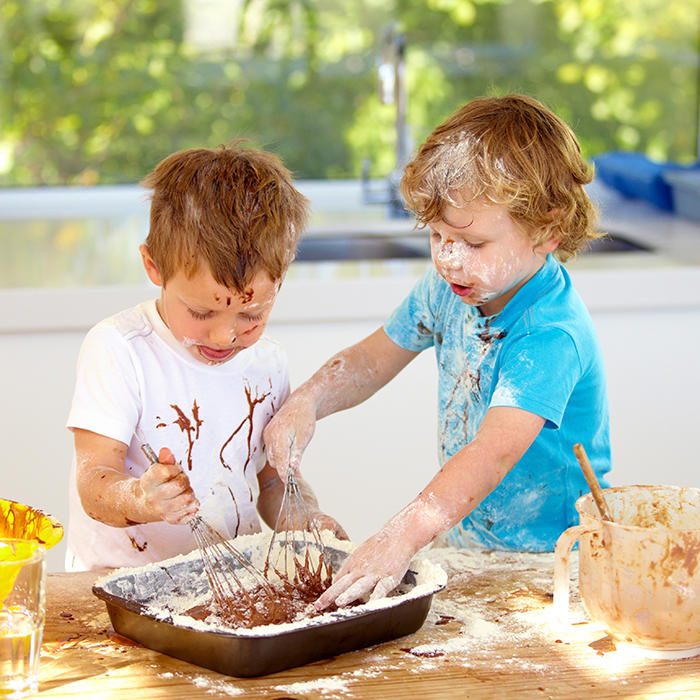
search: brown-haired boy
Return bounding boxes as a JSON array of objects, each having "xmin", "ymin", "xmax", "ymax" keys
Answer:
[
  {"xmin": 263, "ymin": 94, "xmax": 612, "ymax": 608},
  {"xmin": 66, "ymin": 143, "xmax": 345, "ymax": 571}
]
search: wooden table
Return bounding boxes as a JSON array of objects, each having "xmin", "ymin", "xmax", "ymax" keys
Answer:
[{"xmin": 36, "ymin": 549, "xmax": 700, "ymax": 699}]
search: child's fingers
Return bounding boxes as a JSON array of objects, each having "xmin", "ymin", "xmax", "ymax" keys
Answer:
[
  {"xmin": 162, "ymin": 497, "xmax": 200, "ymax": 525},
  {"xmin": 368, "ymin": 575, "xmax": 402, "ymax": 602},
  {"xmin": 312, "ymin": 514, "xmax": 349, "ymax": 541},
  {"xmin": 142, "ymin": 460, "xmax": 185, "ymax": 489},
  {"xmin": 140, "ymin": 460, "xmax": 199, "ymax": 522},
  {"xmin": 158, "ymin": 446, "xmax": 177, "ymax": 465},
  {"xmin": 263, "ymin": 405, "xmax": 316, "ymax": 481},
  {"xmin": 316, "ymin": 573, "xmax": 379, "ymax": 610}
]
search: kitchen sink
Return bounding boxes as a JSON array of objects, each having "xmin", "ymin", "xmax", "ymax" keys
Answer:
[
  {"xmin": 294, "ymin": 232, "xmax": 652, "ymax": 262},
  {"xmin": 295, "ymin": 235, "xmax": 429, "ymax": 261},
  {"xmin": 586, "ymin": 233, "xmax": 653, "ymax": 254}
]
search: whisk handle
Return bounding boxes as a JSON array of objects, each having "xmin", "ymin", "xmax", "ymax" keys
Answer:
[
  {"xmin": 140, "ymin": 442, "xmax": 159, "ymax": 465},
  {"xmin": 134, "ymin": 426, "xmax": 159, "ymax": 465}
]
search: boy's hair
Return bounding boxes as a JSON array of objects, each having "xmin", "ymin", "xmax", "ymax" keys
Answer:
[
  {"xmin": 141, "ymin": 142, "xmax": 309, "ymax": 291},
  {"xmin": 400, "ymin": 94, "xmax": 599, "ymax": 261}
]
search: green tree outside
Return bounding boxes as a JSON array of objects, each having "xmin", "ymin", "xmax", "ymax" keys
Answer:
[{"xmin": 0, "ymin": 0, "xmax": 697, "ymax": 186}]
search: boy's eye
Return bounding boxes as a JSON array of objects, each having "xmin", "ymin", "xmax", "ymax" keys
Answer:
[
  {"xmin": 187, "ymin": 308, "xmax": 213, "ymax": 320},
  {"xmin": 242, "ymin": 312, "xmax": 264, "ymax": 322}
]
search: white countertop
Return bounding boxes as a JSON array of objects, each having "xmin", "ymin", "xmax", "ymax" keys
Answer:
[{"xmin": 2, "ymin": 179, "xmax": 700, "ymax": 334}]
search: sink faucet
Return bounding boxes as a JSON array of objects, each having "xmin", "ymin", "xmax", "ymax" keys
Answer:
[
  {"xmin": 364, "ymin": 23, "xmax": 411, "ymax": 218},
  {"xmin": 380, "ymin": 24, "xmax": 409, "ymax": 171}
]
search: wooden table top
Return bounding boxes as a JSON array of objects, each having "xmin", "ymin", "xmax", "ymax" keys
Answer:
[{"xmin": 36, "ymin": 548, "xmax": 700, "ymax": 699}]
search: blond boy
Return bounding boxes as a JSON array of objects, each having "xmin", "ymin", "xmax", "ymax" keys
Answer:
[{"xmin": 263, "ymin": 95, "xmax": 611, "ymax": 607}]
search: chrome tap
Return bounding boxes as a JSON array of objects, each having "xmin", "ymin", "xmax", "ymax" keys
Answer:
[
  {"xmin": 379, "ymin": 24, "xmax": 409, "ymax": 170},
  {"xmin": 368, "ymin": 23, "xmax": 411, "ymax": 218}
]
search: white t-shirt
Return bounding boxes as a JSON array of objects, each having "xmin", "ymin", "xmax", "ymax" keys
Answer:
[{"xmin": 65, "ymin": 300, "xmax": 289, "ymax": 571}]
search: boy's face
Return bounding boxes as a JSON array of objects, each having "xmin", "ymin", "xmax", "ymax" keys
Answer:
[
  {"xmin": 429, "ymin": 197, "xmax": 559, "ymax": 317},
  {"xmin": 140, "ymin": 246, "xmax": 279, "ymax": 365}
]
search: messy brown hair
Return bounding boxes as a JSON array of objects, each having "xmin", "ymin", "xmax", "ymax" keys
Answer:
[
  {"xmin": 400, "ymin": 94, "xmax": 600, "ymax": 261},
  {"xmin": 141, "ymin": 142, "xmax": 309, "ymax": 290}
]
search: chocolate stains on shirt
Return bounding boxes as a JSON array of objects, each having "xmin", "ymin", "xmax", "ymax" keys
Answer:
[
  {"xmin": 169, "ymin": 401, "xmax": 204, "ymax": 471},
  {"xmin": 438, "ymin": 316, "xmax": 508, "ymax": 461},
  {"xmin": 227, "ymin": 486, "xmax": 241, "ymax": 539},
  {"xmin": 127, "ymin": 533, "xmax": 147, "ymax": 552},
  {"xmin": 149, "ymin": 378, "xmax": 274, "ymax": 534},
  {"xmin": 220, "ymin": 379, "xmax": 272, "ymax": 502}
]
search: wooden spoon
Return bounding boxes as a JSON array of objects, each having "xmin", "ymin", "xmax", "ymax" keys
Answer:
[{"xmin": 573, "ymin": 443, "xmax": 614, "ymax": 523}]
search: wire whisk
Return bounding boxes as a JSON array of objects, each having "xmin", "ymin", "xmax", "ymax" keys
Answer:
[
  {"xmin": 264, "ymin": 471, "xmax": 332, "ymax": 594},
  {"xmin": 136, "ymin": 429, "xmax": 283, "ymax": 624}
]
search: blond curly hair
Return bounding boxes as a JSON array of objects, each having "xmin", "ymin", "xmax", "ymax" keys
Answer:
[{"xmin": 400, "ymin": 94, "xmax": 600, "ymax": 261}]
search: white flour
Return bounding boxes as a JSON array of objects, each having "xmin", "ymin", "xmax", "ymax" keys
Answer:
[
  {"xmin": 95, "ymin": 530, "xmax": 448, "ymax": 637},
  {"xmin": 272, "ymin": 677, "xmax": 353, "ymax": 695}
]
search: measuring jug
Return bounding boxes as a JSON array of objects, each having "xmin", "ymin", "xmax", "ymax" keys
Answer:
[{"xmin": 554, "ymin": 484, "xmax": 700, "ymax": 659}]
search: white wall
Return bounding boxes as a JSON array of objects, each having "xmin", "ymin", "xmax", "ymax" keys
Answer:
[
  {"xmin": 1, "ymin": 330, "xmax": 83, "ymax": 571},
  {"xmin": 592, "ymin": 307, "xmax": 700, "ymax": 489},
  {"xmin": 3, "ymin": 279, "xmax": 699, "ymax": 573}
]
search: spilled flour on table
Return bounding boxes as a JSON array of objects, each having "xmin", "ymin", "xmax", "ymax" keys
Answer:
[
  {"xmin": 156, "ymin": 671, "xmax": 247, "ymax": 696},
  {"xmin": 192, "ymin": 675, "xmax": 248, "ymax": 695},
  {"xmin": 272, "ymin": 677, "xmax": 354, "ymax": 695},
  {"xmin": 395, "ymin": 543, "xmax": 573, "ymax": 669}
]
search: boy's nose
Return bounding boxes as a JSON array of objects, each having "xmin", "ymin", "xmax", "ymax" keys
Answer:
[
  {"xmin": 435, "ymin": 242, "xmax": 463, "ymax": 270},
  {"xmin": 209, "ymin": 323, "xmax": 237, "ymax": 347}
]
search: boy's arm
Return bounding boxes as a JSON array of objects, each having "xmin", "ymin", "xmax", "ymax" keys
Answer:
[
  {"xmin": 316, "ymin": 405, "xmax": 546, "ymax": 608},
  {"xmin": 256, "ymin": 463, "xmax": 349, "ymax": 540},
  {"xmin": 263, "ymin": 327, "xmax": 419, "ymax": 479},
  {"xmin": 74, "ymin": 428, "xmax": 199, "ymax": 527}
]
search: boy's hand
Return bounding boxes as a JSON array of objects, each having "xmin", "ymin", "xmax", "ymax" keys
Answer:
[
  {"xmin": 139, "ymin": 447, "xmax": 200, "ymax": 525},
  {"xmin": 312, "ymin": 513, "xmax": 350, "ymax": 542},
  {"xmin": 257, "ymin": 463, "xmax": 348, "ymax": 539},
  {"xmin": 263, "ymin": 395, "xmax": 317, "ymax": 481},
  {"xmin": 275, "ymin": 509, "xmax": 349, "ymax": 543},
  {"xmin": 315, "ymin": 529, "xmax": 413, "ymax": 609},
  {"xmin": 286, "ymin": 504, "xmax": 350, "ymax": 542}
]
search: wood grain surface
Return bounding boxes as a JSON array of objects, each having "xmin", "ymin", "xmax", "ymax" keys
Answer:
[{"xmin": 36, "ymin": 550, "xmax": 700, "ymax": 699}]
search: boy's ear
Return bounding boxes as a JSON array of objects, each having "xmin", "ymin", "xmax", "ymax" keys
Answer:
[
  {"xmin": 535, "ymin": 232, "xmax": 562, "ymax": 256},
  {"xmin": 534, "ymin": 209, "xmax": 564, "ymax": 255},
  {"xmin": 139, "ymin": 244, "xmax": 164, "ymax": 288}
]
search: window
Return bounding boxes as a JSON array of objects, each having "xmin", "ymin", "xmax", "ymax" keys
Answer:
[
  {"xmin": 1, "ymin": 0, "xmax": 697, "ymax": 186},
  {"xmin": 1, "ymin": 0, "xmax": 698, "ymax": 289}
]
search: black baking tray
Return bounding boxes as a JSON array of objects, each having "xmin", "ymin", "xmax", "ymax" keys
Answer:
[{"xmin": 92, "ymin": 539, "xmax": 444, "ymax": 677}]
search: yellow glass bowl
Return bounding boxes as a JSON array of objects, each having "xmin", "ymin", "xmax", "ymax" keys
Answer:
[{"xmin": 0, "ymin": 498, "xmax": 64, "ymax": 550}]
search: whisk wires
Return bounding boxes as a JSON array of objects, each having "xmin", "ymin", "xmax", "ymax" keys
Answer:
[
  {"xmin": 190, "ymin": 516, "xmax": 280, "ymax": 618},
  {"xmin": 265, "ymin": 471, "xmax": 332, "ymax": 588}
]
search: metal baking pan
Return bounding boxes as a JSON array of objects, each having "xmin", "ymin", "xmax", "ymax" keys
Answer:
[{"xmin": 92, "ymin": 535, "xmax": 445, "ymax": 677}]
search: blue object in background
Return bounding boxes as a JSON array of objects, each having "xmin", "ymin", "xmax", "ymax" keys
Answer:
[
  {"xmin": 592, "ymin": 151, "xmax": 693, "ymax": 212},
  {"xmin": 662, "ymin": 168, "xmax": 700, "ymax": 222}
]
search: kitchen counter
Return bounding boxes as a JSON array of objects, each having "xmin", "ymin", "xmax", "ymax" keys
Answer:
[
  {"xmin": 4, "ymin": 180, "xmax": 700, "ymax": 335},
  {"xmin": 37, "ymin": 548, "xmax": 700, "ymax": 699}
]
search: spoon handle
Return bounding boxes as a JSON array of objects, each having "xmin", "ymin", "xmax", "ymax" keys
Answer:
[{"xmin": 573, "ymin": 443, "xmax": 614, "ymax": 523}]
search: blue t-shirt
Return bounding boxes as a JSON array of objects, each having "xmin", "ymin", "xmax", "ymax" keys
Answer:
[{"xmin": 384, "ymin": 254, "xmax": 611, "ymax": 551}]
